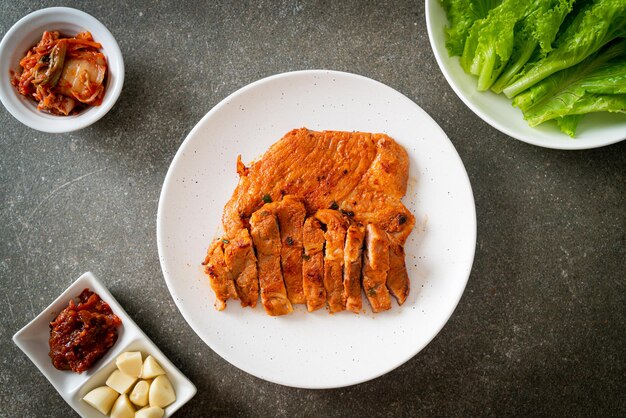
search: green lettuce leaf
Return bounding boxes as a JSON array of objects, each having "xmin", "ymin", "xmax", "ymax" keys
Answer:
[
  {"xmin": 491, "ymin": 0, "xmax": 574, "ymax": 93},
  {"xmin": 515, "ymin": 40, "xmax": 626, "ymax": 127},
  {"xmin": 556, "ymin": 115, "xmax": 584, "ymax": 137},
  {"xmin": 460, "ymin": 0, "xmax": 554, "ymax": 91},
  {"xmin": 441, "ymin": 0, "xmax": 501, "ymax": 57},
  {"xmin": 503, "ymin": 0, "xmax": 626, "ymax": 98},
  {"xmin": 526, "ymin": 94, "xmax": 626, "ymax": 127}
]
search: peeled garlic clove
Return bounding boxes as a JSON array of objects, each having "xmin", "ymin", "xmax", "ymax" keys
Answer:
[
  {"xmin": 129, "ymin": 379, "xmax": 150, "ymax": 407},
  {"xmin": 83, "ymin": 386, "xmax": 119, "ymax": 415},
  {"xmin": 110, "ymin": 393, "xmax": 135, "ymax": 418},
  {"xmin": 116, "ymin": 351, "xmax": 143, "ymax": 378},
  {"xmin": 106, "ymin": 369, "xmax": 137, "ymax": 394},
  {"xmin": 149, "ymin": 375, "xmax": 176, "ymax": 408},
  {"xmin": 135, "ymin": 406, "xmax": 164, "ymax": 418},
  {"xmin": 141, "ymin": 355, "xmax": 165, "ymax": 379}
]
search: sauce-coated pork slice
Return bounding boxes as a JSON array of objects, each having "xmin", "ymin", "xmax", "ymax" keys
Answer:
[
  {"xmin": 386, "ymin": 236, "xmax": 410, "ymax": 305},
  {"xmin": 302, "ymin": 217, "xmax": 326, "ymax": 312},
  {"xmin": 224, "ymin": 228, "xmax": 259, "ymax": 307},
  {"xmin": 362, "ymin": 224, "xmax": 391, "ymax": 313},
  {"xmin": 249, "ymin": 206, "xmax": 293, "ymax": 316},
  {"xmin": 274, "ymin": 196, "xmax": 306, "ymax": 304},
  {"xmin": 344, "ymin": 224, "xmax": 365, "ymax": 313},
  {"xmin": 315, "ymin": 209, "xmax": 348, "ymax": 313},
  {"xmin": 203, "ymin": 239, "xmax": 238, "ymax": 311}
]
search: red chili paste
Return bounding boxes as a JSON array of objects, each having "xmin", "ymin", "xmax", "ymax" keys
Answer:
[{"xmin": 49, "ymin": 288, "xmax": 122, "ymax": 373}]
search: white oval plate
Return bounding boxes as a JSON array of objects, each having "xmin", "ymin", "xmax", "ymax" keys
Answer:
[
  {"xmin": 157, "ymin": 70, "xmax": 476, "ymax": 389},
  {"xmin": 425, "ymin": 0, "xmax": 626, "ymax": 150}
]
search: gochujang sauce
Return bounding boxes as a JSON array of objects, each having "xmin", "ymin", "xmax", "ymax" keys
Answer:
[{"xmin": 49, "ymin": 288, "xmax": 121, "ymax": 373}]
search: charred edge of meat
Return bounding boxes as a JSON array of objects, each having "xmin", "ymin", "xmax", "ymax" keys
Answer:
[{"xmin": 236, "ymin": 155, "xmax": 249, "ymax": 176}]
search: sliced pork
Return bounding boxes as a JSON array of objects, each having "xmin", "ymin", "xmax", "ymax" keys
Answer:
[
  {"xmin": 315, "ymin": 209, "xmax": 348, "ymax": 313},
  {"xmin": 344, "ymin": 224, "xmax": 365, "ymax": 313},
  {"xmin": 203, "ymin": 239, "xmax": 238, "ymax": 311},
  {"xmin": 249, "ymin": 205, "xmax": 293, "ymax": 316},
  {"xmin": 224, "ymin": 228, "xmax": 259, "ymax": 307},
  {"xmin": 362, "ymin": 224, "xmax": 392, "ymax": 313},
  {"xmin": 274, "ymin": 195, "xmax": 306, "ymax": 304},
  {"xmin": 302, "ymin": 217, "xmax": 326, "ymax": 312},
  {"xmin": 386, "ymin": 236, "xmax": 410, "ymax": 305}
]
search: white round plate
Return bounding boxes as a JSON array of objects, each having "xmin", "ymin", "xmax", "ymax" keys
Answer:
[
  {"xmin": 157, "ymin": 70, "xmax": 476, "ymax": 389},
  {"xmin": 425, "ymin": 0, "xmax": 626, "ymax": 150}
]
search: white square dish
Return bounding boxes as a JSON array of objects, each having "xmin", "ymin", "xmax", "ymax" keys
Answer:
[{"xmin": 13, "ymin": 271, "xmax": 196, "ymax": 417}]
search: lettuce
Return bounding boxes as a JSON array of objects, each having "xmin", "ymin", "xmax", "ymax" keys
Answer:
[
  {"xmin": 441, "ymin": 0, "xmax": 501, "ymax": 57},
  {"xmin": 503, "ymin": 0, "xmax": 626, "ymax": 97},
  {"xmin": 490, "ymin": 0, "xmax": 574, "ymax": 93},
  {"xmin": 458, "ymin": 0, "xmax": 541, "ymax": 91},
  {"xmin": 440, "ymin": 0, "xmax": 626, "ymax": 137},
  {"xmin": 514, "ymin": 40, "xmax": 626, "ymax": 132},
  {"xmin": 556, "ymin": 115, "xmax": 583, "ymax": 137}
]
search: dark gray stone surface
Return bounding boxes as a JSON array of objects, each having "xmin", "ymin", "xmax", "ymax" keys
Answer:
[{"xmin": 1, "ymin": 1, "xmax": 624, "ymax": 417}]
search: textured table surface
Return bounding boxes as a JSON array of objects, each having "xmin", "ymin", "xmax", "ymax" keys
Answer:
[{"xmin": 1, "ymin": 1, "xmax": 624, "ymax": 417}]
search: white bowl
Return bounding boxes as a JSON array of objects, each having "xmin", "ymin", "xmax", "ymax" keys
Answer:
[
  {"xmin": 0, "ymin": 7, "xmax": 124, "ymax": 133},
  {"xmin": 425, "ymin": 0, "xmax": 626, "ymax": 150},
  {"xmin": 13, "ymin": 272, "xmax": 196, "ymax": 417}
]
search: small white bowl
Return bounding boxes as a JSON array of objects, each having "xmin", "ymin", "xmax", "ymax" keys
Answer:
[
  {"xmin": 425, "ymin": 0, "xmax": 626, "ymax": 150},
  {"xmin": 0, "ymin": 7, "xmax": 124, "ymax": 133},
  {"xmin": 13, "ymin": 272, "xmax": 196, "ymax": 417}
]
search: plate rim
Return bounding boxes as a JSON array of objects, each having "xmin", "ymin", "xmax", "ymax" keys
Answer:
[
  {"xmin": 424, "ymin": 0, "xmax": 626, "ymax": 150},
  {"xmin": 156, "ymin": 69, "xmax": 477, "ymax": 388}
]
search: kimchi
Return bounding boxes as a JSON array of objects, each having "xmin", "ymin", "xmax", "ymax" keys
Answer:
[{"xmin": 11, "ymin": 31, "xmax": 107, "ymax": 115}]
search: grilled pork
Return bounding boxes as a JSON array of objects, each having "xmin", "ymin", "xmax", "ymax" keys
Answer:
[
  {"xmin": 274, "ymin": 195, "xmax": 306, "ymax": 304},
  {"xmin": 204, "ymin": 128, "xmax": 415, "ymax": 314},
  {"xmin": 249, "ymin": 205, "xmax": 293, "ymax": 316},
  {"xmin": 224, "ymin": 228, "xmax": 259, "ymax": 307},
  {"xmin": 302, "ymin": 217, "xmax": 326, "ymax": 312},
  {"xmin": 315, "ymin": 209, "xmax": 348, "ymax": 313},
  {"xmin": 344, "ymin": 224, "xmax": 365, "ymax": 313},
  {"xmin": 362, "ymin": 224, "xmax": 392, "ymax": 313},
  {"xmin": 386, "ymin": 235, "xmax": 410, "ymax": 305},
  {"xmin": 222, "ymin": 128, "xmax": 413, "ymax": 242},
  {"xmin": 203, "ymin": 239, "xmax": 238, "ymax": 311}
]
